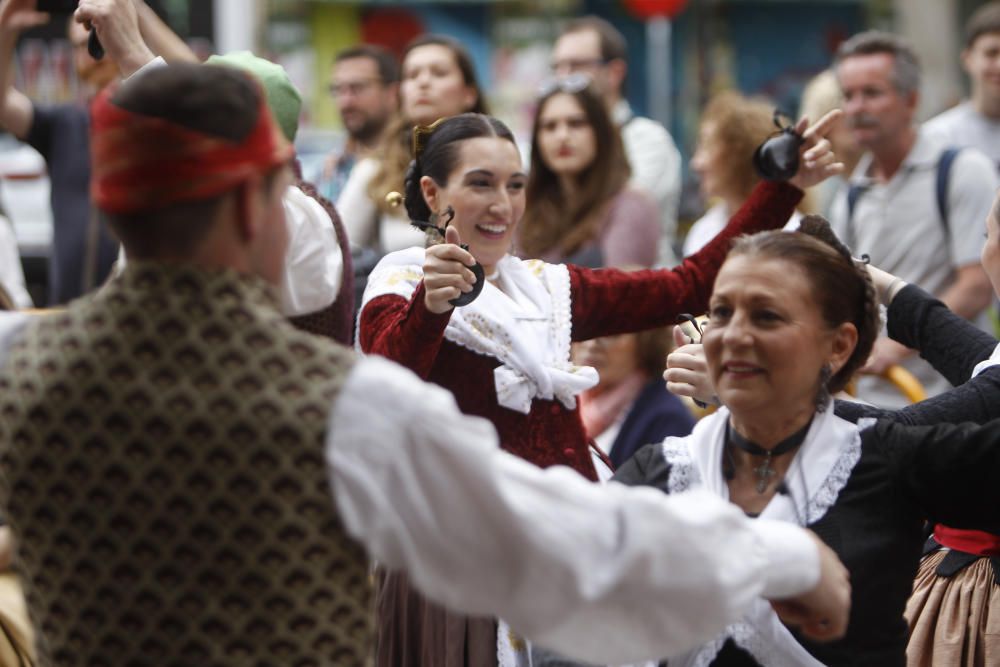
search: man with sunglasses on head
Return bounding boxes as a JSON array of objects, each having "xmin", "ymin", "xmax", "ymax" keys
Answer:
[
  {"xmin": 314, "ymin": 44, "xmax": 399, "ymax": 203},
  {"xmin": 553, "ymin": 15, "xmax": 682, "ymax": 266}
]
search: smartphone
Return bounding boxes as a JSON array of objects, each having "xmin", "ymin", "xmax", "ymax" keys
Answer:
[{"xmin": 36, "ymin": 0, "xmax": 79, "ymax": 13}]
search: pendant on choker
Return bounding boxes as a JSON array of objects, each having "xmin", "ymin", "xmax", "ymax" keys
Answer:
[{"xmin": 727, "ymin": 420, "xmax": 812, "ymax": 494}]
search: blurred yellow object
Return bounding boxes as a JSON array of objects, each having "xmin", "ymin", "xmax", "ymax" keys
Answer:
[
  {"xmin": 682, "ymin": 396, "xmax": 716, "ymax": 420},
  {"xmin": 880, "ymin": 365, "xmax": 927, "ymax": 404},
  {"xmin": 844, "ymin": 365, "xmax": 927, "ymax": 404}
]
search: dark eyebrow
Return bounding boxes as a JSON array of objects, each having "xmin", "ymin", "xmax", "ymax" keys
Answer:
[{"xmin": 463, "ymin": 169, "xmax": 528, "ymax": 181}]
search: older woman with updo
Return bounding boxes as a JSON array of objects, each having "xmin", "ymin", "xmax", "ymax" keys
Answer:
[
  {"xmin": 617, "ymin": 217, "xmax": 1000, "ymax": 666},
  {"xmin": 358, "ymin": 110, "xmax": 843, "ymax": 665}
]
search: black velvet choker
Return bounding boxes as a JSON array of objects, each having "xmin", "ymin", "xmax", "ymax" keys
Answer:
[{"xmin": 725, "ymin": 419, "xmax": 813, "ymax": 494}]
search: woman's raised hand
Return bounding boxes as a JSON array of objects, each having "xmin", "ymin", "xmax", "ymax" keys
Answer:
[
  {"xmin": 788, "ymin": 109, "xmax": 845, "ymax": 191},
  {"xmin": 664, "ymin": 326, "xmax": 718, "ymax": 405},
  {"xmin": 865, "ymin": 263, "xmax": 907, "ymax": 307},
  {"xmin": 423, "ymin": 225, "xmax": 478, "ymax": 314}
]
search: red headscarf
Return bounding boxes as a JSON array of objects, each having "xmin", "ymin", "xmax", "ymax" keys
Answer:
[{"xmin": 90, "ymin": 76, "xmax": 294, "ymax": 215}]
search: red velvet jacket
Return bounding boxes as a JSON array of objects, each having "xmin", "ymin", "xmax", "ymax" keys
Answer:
[{"xmin": 360, "ymin": 181, "xmax": 803, "ymax": 480}]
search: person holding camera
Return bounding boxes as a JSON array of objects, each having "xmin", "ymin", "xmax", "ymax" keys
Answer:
[{"xmin": 0, "ymin": 0, "xmax": 196, "ymax": 305}]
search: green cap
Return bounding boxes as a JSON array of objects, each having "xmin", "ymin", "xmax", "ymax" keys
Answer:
[{"xmin": 206, "ymin": 51, "xmax": 302, "ymax": 142}]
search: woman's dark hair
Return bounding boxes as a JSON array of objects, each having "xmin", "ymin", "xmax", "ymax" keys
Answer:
[
  {"xmin": 727, "ymin": 216, "xmax": 880, "ymax": 395},
  {"xmin": 519, "ymin": 82, "xmax": 630, "ymax": 259},
  {"xmin": 368, "ymin": 34, "xmax": 489, "ymax": 215},
  {"xmin": 402, "ymin": 113, "xmax": 517, "ymax": 224}
]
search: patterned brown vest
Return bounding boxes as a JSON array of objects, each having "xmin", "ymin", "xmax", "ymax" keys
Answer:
[{"xmin": 0, "ymin": 264, "xmax": 372, "ymax": 666}]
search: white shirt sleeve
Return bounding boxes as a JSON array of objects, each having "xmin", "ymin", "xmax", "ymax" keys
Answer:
[
  {"xmin": 128, "ymin": 55, "xmax": 167, "ymax": 80},
  {"xmin": 335, "ymin": 157, "xmax": 380, "ymax": 249},
  {"xmin": 327, "ymin": 356, "xmax": 820, "ymax": 664},
  {"xmin": 279, "ymin": 186, "xmax": 343, "ymax": 317},
  {"xmin": 0, "ymin": 217, "xmax": 33, "ymax": 309},
  {"xmin": 0, "ymin": 311, "xmax": 29, "ymax": 362}
]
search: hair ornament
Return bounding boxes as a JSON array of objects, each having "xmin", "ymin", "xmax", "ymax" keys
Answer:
[{"xmin": 412, "ymin": 117, "xmax": 448, "ymax": 161}]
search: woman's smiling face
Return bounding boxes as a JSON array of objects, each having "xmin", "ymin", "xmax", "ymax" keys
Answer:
[
  {"xmin": 420, "ymin": 136, "xmax": 527, "ymax": 275},
  {"xmin": 704, "ymin": 255, "xmax": 845, "ymax": 422}
]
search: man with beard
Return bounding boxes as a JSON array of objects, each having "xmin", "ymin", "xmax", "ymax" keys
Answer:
[
  {"xmin": 0, "ymin": 0, "xmax": 195, "ymax": 304},
  {"xmin": 830, "ymin": 30, "xmax": 998, "ymax": 408},
  {"xmin": 314, "ymin": 44, "xmax": 398, "ymax": 202}
]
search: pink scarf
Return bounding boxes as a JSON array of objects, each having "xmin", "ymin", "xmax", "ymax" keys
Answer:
[{"xmin": 579, "ymin": 371, "xmax": 647, "ymax": 439}]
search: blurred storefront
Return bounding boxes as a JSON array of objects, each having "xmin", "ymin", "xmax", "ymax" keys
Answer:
[{"xmin": 258, "ymin": 1, "xmax": 871, "ymax": 157}]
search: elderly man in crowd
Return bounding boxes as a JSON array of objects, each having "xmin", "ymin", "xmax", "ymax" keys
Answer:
[{"xmin": 831, "ymin": 30, "xmax": 999, "ymax": 408}]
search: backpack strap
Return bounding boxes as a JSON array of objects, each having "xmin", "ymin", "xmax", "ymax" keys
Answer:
[
  {"xmin": 845, "ymin": 183, "xmax": 868, "ymax": 249},
  {"xmin": 935, "ymin": 147, "xmax": 961, "ymax": 233},
  {"xmin": 848, "ymin": 147, "xmax": 961, "ymax": 248}
]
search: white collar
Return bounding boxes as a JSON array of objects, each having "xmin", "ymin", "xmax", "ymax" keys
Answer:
[
  {"xmin": 973, "ymin": 342, "xmax": 1000, "ymax": 378},
  {"xmin": 360, "ymin": 249, "xmax": 598, "ymax": 413},
  {"xmin": 663, "ymin": 406, "xmax": 872, "ymax": 667}
]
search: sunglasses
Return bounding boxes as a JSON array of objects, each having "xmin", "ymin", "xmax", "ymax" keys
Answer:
[{"xmin": 536, "ymin": 73, "xmax": 594, "ymax": 98}]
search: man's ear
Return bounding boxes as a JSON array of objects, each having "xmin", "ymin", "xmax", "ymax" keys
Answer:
[
  {"xmin": 604, "ymin": 58, "xmax": 627, "ymax": 98},
  {"xmin": 961, "ymin": 47, "xmax": 973, "ymax": 76},
  {"xmin": 419, "ymin": 175, "xmax": 440, "ymax": 215},
  {"xmin": 234, "ymin": 176, "xmax": 262, "ymax": 242}
]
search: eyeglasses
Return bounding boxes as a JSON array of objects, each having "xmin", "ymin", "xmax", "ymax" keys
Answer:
[
  {"xmin": 329, "ymin": 78, "xmax": 383, "ymax": 98},
  {"xmin": 536, "ymin": 73, "xmax": 593, "ymax": 98},
  {"xmin": 550, "ymin": 57, "xmax": 609, "ymax": 75}
]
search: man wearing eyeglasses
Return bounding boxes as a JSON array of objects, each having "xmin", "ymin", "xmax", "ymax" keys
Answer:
[
  {"xmin": 315, "ymin": 44, "xmax": 399, "ymax": 203},
  {"xmin": 553, "ymin": 15, "xmax": 682, "ymax": 266}
]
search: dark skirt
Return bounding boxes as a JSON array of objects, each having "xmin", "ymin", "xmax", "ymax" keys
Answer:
[{"xmin": 375, "ymin": 567, "xmax": 497, "ymax": 667}]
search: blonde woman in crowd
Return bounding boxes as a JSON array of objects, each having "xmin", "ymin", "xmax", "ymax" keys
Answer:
[
  {"xmin": 683, "ymin": 91, "xmax": 804, "ymax": 257},
  {"xmin": 799, "ymin": 69, "xmax": 863, "ymax": 217}
]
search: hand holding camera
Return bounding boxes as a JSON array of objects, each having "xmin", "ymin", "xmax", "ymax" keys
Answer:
[{"xmin": 74, "ymin": 0, "xmax": 152, "ymax": 76}]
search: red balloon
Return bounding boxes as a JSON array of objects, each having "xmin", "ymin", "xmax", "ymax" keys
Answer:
[{"xmin": 622, "ymin": 0, "xmax": 689, "ymax": 20}]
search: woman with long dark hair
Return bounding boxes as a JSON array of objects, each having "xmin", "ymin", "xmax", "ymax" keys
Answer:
[{"xmin": 518, "ymin": 77, "xmax": 659, "ymax": 268}]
